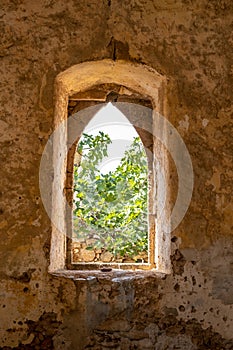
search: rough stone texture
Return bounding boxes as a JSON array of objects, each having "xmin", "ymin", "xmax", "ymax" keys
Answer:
[{"xmin": 0, "ymin": 0, "xmax": 233, "ymax": 349}]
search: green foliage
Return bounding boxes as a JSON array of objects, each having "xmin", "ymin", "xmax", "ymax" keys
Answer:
[{"xmin": 73, "ymin": 131, "xmax": 148, "ymax": 259}]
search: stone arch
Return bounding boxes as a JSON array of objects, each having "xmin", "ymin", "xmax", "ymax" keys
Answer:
[{"xmin": 48, "ymin": 59, "xmax": 170, "ymax": 273}]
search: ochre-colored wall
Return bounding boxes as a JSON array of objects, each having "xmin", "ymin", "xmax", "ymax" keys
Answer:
[{"xmin": 0, "ymin": 1, "xmax": 233, "ymax": 348}]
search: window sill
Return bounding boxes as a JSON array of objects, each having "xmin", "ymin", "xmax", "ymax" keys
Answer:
[{"xmin": 49, "ymin": 268, "xmax": 167, "ymax": 281}]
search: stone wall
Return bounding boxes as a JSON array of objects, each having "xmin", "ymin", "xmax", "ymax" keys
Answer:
[{"xmin": 0, "ymin": 0, "xmax": 233, "ymax": 349}]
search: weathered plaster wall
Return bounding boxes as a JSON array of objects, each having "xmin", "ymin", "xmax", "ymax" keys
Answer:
[{"xmin": 0, "ymin": 0, "xmax": 233, "ymax": 349}]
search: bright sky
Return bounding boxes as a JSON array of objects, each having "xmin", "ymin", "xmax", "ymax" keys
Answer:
[{"xmin": 82, "ymin": 103, "xmax": 138, "ymax": 174}]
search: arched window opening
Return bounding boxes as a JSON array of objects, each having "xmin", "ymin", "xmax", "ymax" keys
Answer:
[
  {"xmin": 65, "ymin": 83, "xmax": 156, "ymax": 270},
  {"xmin": 71, "ymin": 103, "xmax": 150, "ymax": 267},
  {"xmin": 46, "ymin": 60, "xmax": 171, "ymax": 274}
]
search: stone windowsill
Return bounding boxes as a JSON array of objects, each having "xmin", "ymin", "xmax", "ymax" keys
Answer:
[{"xmin": 50, "ymin": 268, "xmax": 167, "ymax": 281}]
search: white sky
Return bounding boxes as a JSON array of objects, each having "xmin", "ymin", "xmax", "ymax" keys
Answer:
[{"xmin": 82, "ymin": 103, "xmax": 138, "ymax": 174}]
